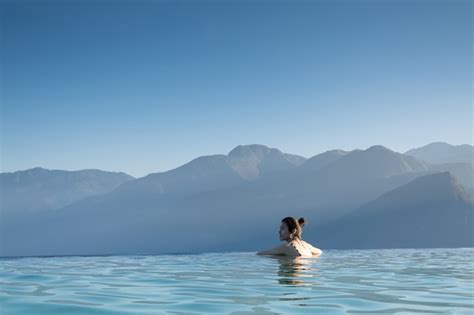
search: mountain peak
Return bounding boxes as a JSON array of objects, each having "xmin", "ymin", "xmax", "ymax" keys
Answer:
[
  {"xmin": 427, "ymin": 141, "xmax": 452, "ymax": 146},
  {"xmin": 328, "ymin": 149, "xmax": 348, "ymax": 154},
  {"xmin": 227, "ymin": 144, "xmax": 301, "ymax": 180},
  {"xmin": 432, "ymin": 172, "xmax": 472, "ymax": 201},
  {"xmin": 317, "ymin": 170, "xmax": 474, "ymax": 249},
  {"xmin": 316, "ymin": 144, "xmax": 428, "ymax": 180},
  {"xmin": 366, "ymin": 145, "xmax": 393, "ymax": 153},
  {"xmin": 375, "ymin": 171, "xmax": 472, "ymax": 207},
  {"xmin": 228, "ymin": 144, "xmax": 276, "ymax": 157},
  {"xmin": 1, "ymin": 168, "xmax": 135, "ymax": 215},
  {"xmin": 405, "ymin": 142, "xmax": 474, "ymax": 164},
  {"xmin": 24, "ymin": 167, "xmax": 49, "ymax": 174}
]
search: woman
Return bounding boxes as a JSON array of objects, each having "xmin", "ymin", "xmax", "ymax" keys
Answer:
[{"xmin": 257, "ymin": 217, "xmax": 323, "ymax": 257}]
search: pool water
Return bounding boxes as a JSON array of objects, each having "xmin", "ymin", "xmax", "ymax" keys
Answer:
[{"xmin": 1, "ymin": 248, "xmax": 473, "ymax": 314}]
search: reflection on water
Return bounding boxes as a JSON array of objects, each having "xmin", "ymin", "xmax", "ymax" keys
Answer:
[{"xmin": 273, "ymin": 256, "xmax": 319, "ymax": 286}]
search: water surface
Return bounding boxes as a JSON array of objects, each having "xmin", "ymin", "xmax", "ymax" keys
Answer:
[{"xmin": 1, "ymin": 248, "xmax": 473, "ymax": 314}]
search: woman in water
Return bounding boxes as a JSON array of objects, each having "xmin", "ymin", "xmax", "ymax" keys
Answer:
[{"xmin": 257, "ymin": 217, "xmax": 323, "ymax": 257}]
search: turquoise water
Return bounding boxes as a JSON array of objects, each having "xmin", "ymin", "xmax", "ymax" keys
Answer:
[{"xmin": 1, "ymin": 248, "xmax": 473, "ymax": 314}]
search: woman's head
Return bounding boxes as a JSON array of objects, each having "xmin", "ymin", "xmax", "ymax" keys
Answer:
[{"xmin": 279, "ymin": 217, "xmax": 306, "ymax": 242}]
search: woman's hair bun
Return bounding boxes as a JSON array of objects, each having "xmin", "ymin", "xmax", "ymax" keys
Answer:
[{"xmin": 298, "ymin": 217, "xmax": 306, "ymax": 228}]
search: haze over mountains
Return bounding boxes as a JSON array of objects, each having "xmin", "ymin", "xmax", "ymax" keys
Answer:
[
  {"xmin": 405, "ymin": 142, "xmax": 474, "ymax": 164},
  {"xmin": 316, "ymin": 172, "xmax": 473, "ymax": 249},
  {"xmin": 1, "ymin": 168, "xmax": 134, "ymax": 216},
  {"xmin": 405, "ymin": 142, "xmax": 474, "ymax": 196},
  {"xmin": 1, "ymin": 142, "xmax": 473, "ymax": 257}
]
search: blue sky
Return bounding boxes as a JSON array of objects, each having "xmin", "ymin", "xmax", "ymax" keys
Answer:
[{"xmin": 2, "ymin": 0, "xmax": 472, "ymax": 177}]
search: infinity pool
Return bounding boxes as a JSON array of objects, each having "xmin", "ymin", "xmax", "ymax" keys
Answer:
[{"xmin": 1, "ymin": 248, "xmax": 473, "ymax": 314}]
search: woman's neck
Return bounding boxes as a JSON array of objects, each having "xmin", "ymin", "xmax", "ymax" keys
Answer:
[{"xmin": 287, "ymin": 237, "xmax": 301, "ymax": 243}]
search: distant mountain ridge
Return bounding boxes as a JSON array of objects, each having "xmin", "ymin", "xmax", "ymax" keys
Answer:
[
  {"xmin": 227, "ymin": 144, "xmax": 306, "ymax": 180},
  {"xmin": 114, "ymin": 144, "xmax": 306, "ymax": 197},
  {"xmin": 1, "ymin": 142, "xmax": 473, "ymax": 257},
  {"xmin": 297, "ymin": 149, "xmax": 349, "ymax": 173},
  {"xmin": 316, "ymin": 172, "xmax": 474, "ymax": 249},
  {"xmin": 427, "ymin": 162, "xmax": 473, "ymax": 193},
  {"xmin": 405, "ymin": 142, "xmax": 474, "ymax": 164},
  {"xmin": 1, "ymin": 167, "xmax": 134, "ymax": 216},
  {"xmin": 405, "ymin": 142, "xmax": 473, "ymax": 196},
  {"xmin": 315, "ymin": 145, "xmax": 429, "ymax": 180}
]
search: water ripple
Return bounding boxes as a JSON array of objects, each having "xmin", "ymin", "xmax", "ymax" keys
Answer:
[{"xmin": 1, "ymin": 248, "xmax": 473, "ymax": 314}]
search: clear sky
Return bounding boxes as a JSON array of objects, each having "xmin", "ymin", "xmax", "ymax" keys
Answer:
[{"xmin": 1, "ymin": 0, "xmax": 472, "ymax": 177}]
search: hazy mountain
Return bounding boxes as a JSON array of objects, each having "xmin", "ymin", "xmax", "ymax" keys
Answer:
[
  {"xmin": 0, "ymin": 167, "xmax": 134, "ymax": 216},
  {"xmin": 427, "ymin": 162, "xmax": 473, "ymax": 191},
  {"xmin": 1, "ymin": 145, "xmax": 441, "ymax": 257},
  {"xmin": 114, "ymin": 154, "xmax": 244, "ymax": 197},
  {"xmin": 283, "ymin": 153, "xmax": 307, "ymax": 167},
  {"xmin": 278, "ymin": 145, "xmax": 431, "ymax": 217},
  {"xmin": 114, "ymin": 144, "xmax": 306, "ymax": 197},
  {"xmin": 405, "ymin": 142, "xmax": 474, "ymax": 164},
  {"xmin": 2, "ymin": 143, "xmax": 472, "ymax": 257},
  {"xmin": 227, "ymin": 144, "xmax": 306, "ymax": 180},
  {"xmin": 318, "ymin": 145, "xmax": 429, "ymax": 180},
  {"xmin": 316, "ymin": 172, "xmax": 474, "ymax": 249},
  {"xmin": 404, "ymin": 142, "xmax": 473, "ymax": 191},
  {"xmin": 297, "ymin": 149, "xmax": 349, "ymax": 173}
]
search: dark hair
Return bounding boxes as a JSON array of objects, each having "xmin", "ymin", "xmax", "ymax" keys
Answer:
[{"xmin": 281, "ymin": 217, "xmax": 306, "ymax": 240}]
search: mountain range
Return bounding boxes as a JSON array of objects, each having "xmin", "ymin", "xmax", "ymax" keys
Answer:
[
  {"xmin": 1, "ymin": 142, "xmax": 472, "ymax": 257},
  {"xmin": 316, "ymin": 172, "xmax": 473, "ymax": 249},
  {"xmin": 1, "ymin": 168, "xmax": 134, "ymax": 217}
]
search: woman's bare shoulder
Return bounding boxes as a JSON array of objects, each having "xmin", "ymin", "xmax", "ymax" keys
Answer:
[
  {"xmin": 286, "ymin": 241, "xmax": 303, "ymax": 256},
  {"xmin": 257, "ymin": 242, "xmax": 296, "ymax": 256},
  {"xmin": 301, "ymin": 240, "xmax": 323, "ymax": 256},
  {"xmin": 301, "ymin": 240, "xmax": 315, "ymax": 247}
]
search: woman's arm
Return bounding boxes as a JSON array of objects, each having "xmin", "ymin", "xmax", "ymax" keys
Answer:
[{"xmin": 256, "ymin": 243, "xmax": 288, "ymax": 255}]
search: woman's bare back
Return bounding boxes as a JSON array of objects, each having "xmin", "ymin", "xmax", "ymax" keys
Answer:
[{"xmin": 289, "ymin": 239, "xmax": 322, "ymax": 257}]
